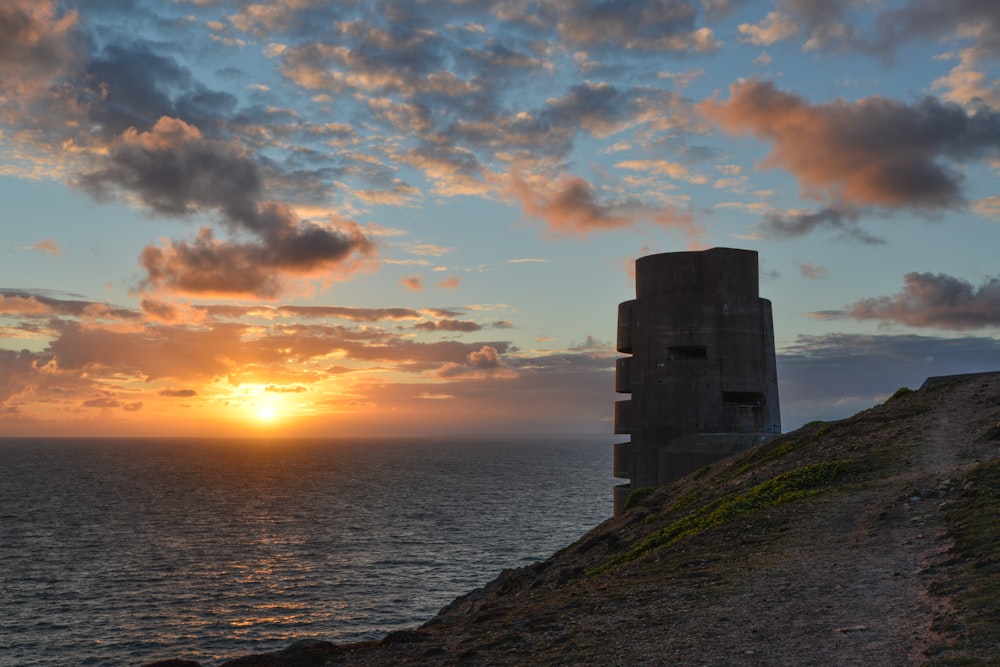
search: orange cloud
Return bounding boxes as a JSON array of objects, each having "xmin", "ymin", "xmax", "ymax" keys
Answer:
[
  {"xmin": 30, "ymin": 239, "xmax": 60, "ymax": 255},
  {"xmin": 505, "ymin": 173, "xmax": 698, "ymax": 238},
  {"xmin": 140, "ymin": 298, "xmax": 209, "ymax": 325},
  {"xmin": 0, "ymin": 294, "xmax": 54, "ymax": 316},
  {"xmin": 0, "ymin": 1, "xmax": 80, "ymax": 98},
  {"xmin": 0, "ymin": 282, "xmax": 616, "ymax": 437},
  {"xmin": 698, "ymin": 80, "xmax": 1000, "ymax": 210},
  {"xmin": 265, "ymin": 384, "xmax": 307, "ymax": 393},
  {"xmin": 798, "ymin": 262, "xmax": 827, "ymax": 279},
  {"xmin": 400, "ymin": 275, "xmax": 424, "ymax": 291},
  {"xmin": 82, "ymin": 392, "xmax": 142, "ymax": 411},
  {"xmin": 434, "ymin": 345, "xmax": 518, "ymax": 380}
]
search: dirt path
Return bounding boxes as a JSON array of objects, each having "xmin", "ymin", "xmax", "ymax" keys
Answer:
[{"xmin": 680, "ymin": 375, "xmax": 997, "ymax": 667}]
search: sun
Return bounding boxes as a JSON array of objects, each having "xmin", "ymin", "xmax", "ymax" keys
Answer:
[{"xmin": 257, "ymin": 406, "xmax": 276, "ymax": 421}]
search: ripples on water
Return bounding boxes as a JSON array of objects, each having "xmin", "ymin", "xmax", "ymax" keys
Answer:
[{"xmin": 0, "ymin": 436, "xmax": 613, "ymax": 666}]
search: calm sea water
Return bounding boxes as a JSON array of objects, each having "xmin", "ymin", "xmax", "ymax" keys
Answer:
[{"xmin": 0, "ymin": 436, "xmax": 613, "ymax": 666}]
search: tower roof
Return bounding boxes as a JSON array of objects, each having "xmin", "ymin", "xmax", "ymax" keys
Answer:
[{"xmin": 635, "ymin": 247, "xmax": 759, "ymax": 299}]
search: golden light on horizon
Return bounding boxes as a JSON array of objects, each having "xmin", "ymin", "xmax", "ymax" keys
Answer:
[{"xmin": 214, "ymin": 382, "xmax": 296, "ymax": 427}]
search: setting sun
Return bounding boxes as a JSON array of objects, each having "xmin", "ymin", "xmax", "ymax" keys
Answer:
[{"xmin": 2, "ymin": 0, "xmax": 998, "ymax": 446}]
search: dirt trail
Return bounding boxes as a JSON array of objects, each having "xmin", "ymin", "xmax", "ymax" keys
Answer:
[
  {"xmin": 707, "ymin": 377, "xmax": 997, "ymax": 666},
  {"xmin": 700, "ymin": 375, "xmax": 998, "ymax": 667}
]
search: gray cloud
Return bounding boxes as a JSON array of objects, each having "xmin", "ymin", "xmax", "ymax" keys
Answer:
[
  {"xmin": 69, "ymin": 39, "xmax": 238, "ymax": 140},
  {"xmin": 767, "ymin": 0, "xmax": 1000, "ymax": 60},
  {"xmin": 0, "ymin": 2, "xmax": 80, "ymax": 80},
  {"xmin": 81, "ymin": 42, "xmax": 191, "ymax": 134},
  {"xmin": 81, "ymin": 391, "xmax": 141, "ymax": 411},
  {"xmin": 224, "ymin": 2, "xmax": 347, "ymax": 39},
  {"xmin": 700, "ymin": 0, "xmax": 748, "ymax": 21},
  {"xmin": 277, "ymin": 18, "xmax": 449, "ymax": 98},
  {"xmin": 798, "ymin": 262, "xmax": 827, "ymax": 279},
  {"xmin": 439, "ymin": 82, "xmax": 690, "ymax": 170},
  {"xmin": 197, "ymin": 303, "xmax": 466, "ymax": 323},
  {"xmin": 758, "ymin": 208, "xmax": 883, "ymax": 244},
  {"xmin": 268, "ymin": 305, "xmax": 427, "ymax": 322},
  {"xmin": 0, "ymin": 0, "xmax": 699, "ymax": 246},
  {"xmin": 700, "ymin": 81, "xmax": 1000, "ymax": 214},
  {"xmin": 878, "ymin": 0, "xmax": 1000, "ymax": 59},
  {"xmin": 461, "ymin": 38, "xmax": 543, "ymax": 78},
  {"xmin": 76, "ymin": 117, "xmax": 374, "ymax": 297},
  {"xmin": 434, "ymin": 344, "xmax": 518, "ymax": 379},
  {"xmin": 553, "ymin": 0, "xmax": 718, "ymax": 52},
  {"xmin": 0, "ymin": 288, "xmax": 138, "ymax": 320},
  {"xmin": 0, "ymin": 349, "xmax": 44, "ymax": 404},
  {"xmin": 343, "ymin": 339, "xmax": 514, "ymax": 373},
  {"xmin": 77, "ymin": 117, "xmax": 263, "ymax": 228},
  {"xmin": 543, "ymin": 82, "xmax": 649, "ymax": 138},
  {"xmin": 139, "ymin": 214, "xmax": 374, "ymax": 299},
  {"xmin": 159, "ymin": 388, "xmax": 197, "ymax": 397},
  {"xmin": 0, "ymin": 1, "xmax": 84, "ymax": 142},
  {"xmin": 82, "ymin": 394, "xmax": 122, "ymax": 408},
  {"xmin": 780, "ymin": 0, "xmax": 875, "ymax": 54},
  {"xmin": 262, "ymin": 1, "xmax": 707, "ymax": 218},
  {"xmin": 841, "ymin": 272, "xmax": 1000, "ymax": 330},
  {"xmin": 414, "ymin": 319, "xmax": 483, "ymax": 333}
]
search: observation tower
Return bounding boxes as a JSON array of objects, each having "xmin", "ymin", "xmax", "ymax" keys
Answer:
[{"xmin": 613, "ymin": 248, "xmax": 780, "ymax": 514}]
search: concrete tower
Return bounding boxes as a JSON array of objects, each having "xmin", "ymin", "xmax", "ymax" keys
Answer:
[{"xmin": 613, "ymin": 248, "xmax": 780, "ymax": 514}]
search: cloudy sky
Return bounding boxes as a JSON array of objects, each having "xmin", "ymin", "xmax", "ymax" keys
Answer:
[{"xmin": 2, "ymin": 0, "xmax": 999, "ymax": 438}]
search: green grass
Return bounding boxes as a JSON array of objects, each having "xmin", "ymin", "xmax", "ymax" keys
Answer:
[
  {"xmin": 589, "ymin": 460, "xmax": 851, "ymax": 575},
  {"xmin": 723, "ymin": 422, "xmax": 835, "ymax": 482},
  {"xmin": 886, "ymin": 386, "xmax": 915, "ymax": 402},
  {"xmin": 726, "ymin": 438, "xmax": 807, "ymax": 480},
  {"xmin": 642, "ymin": 487, "xmax": 702, "ymax": 526},
  {"xmin": 623, "ymin": 487, "xmax": 655, "ymax": 510}
]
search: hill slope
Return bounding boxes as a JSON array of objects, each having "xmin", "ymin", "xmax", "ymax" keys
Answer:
[{"xmin": 177, "ymin": 373, "xmax": 1000, "ymax": 666}]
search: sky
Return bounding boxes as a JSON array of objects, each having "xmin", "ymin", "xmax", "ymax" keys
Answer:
[{"xmin": 1, "ymin": 0, "xmax": 999, "ymax": 438}]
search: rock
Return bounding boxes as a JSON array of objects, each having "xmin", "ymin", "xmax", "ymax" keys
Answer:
[
  {"xmin": 835, "ymin": 625, "xmax": 868, "ymax": 633},
  {"xmin": 220, "ymin": 639, "xmax": 341, "ymax": 667},
  {"xmin": 381, "ymin": 629, "xmax": 430, "ymax": 645}
]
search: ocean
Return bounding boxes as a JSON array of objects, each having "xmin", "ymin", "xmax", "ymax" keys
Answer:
[{"xmin": 0, "ymin": 436, "xmax": 613, "ymax": 666}]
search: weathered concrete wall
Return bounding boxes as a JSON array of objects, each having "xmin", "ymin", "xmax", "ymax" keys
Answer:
[{"xmin": 614, "ymin": 248, "xmax": 780, "ymax": 514}]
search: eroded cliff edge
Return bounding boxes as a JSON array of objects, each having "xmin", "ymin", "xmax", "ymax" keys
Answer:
[{"xmin": 153, "ymin": 372, "xmax": 1000, "ymax": 666}]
